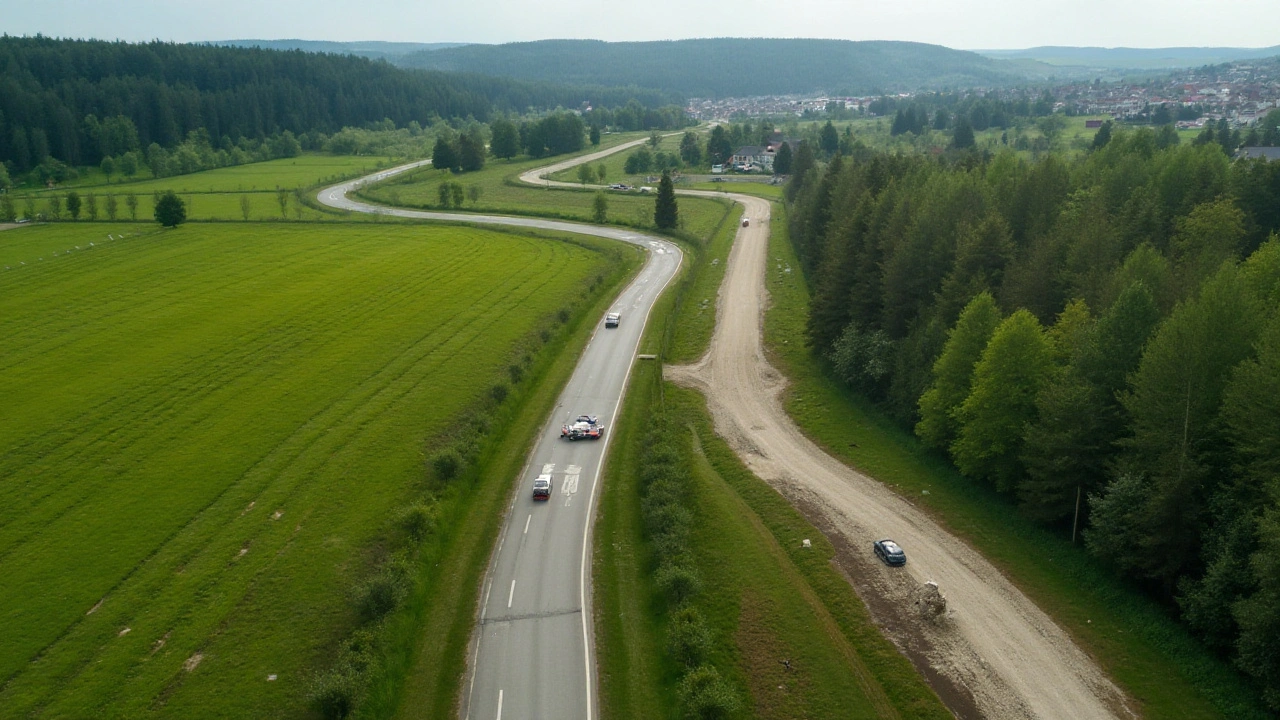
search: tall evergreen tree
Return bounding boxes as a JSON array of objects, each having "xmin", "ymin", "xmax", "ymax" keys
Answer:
[
  {"xmin": 773, "ymin": 141, "xmax": 793, "ymax": 175},
  {"xmin": 952, "ymin": 117, "xmax": 976, "ymax": 150},
  {"xmin": 1095, "ymin": 262, "xmax": 1264, "ymax": 585},
  {"xmin": 654, "ymin": 170, "xmax": 678, "ymax": 230},
  {"xmin": 819, "ymin": 121, "xmax": 839, "ymax": 156}
]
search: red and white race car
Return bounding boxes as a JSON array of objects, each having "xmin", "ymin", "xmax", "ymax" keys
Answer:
[{"xmin": 561, "ymin": 415, "xmax": 605, "ymax": 440}]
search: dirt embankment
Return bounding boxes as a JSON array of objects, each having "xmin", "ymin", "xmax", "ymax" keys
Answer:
[{"xmin": 666, "ymin": 197, "xmax": 1135, "ymax": 720}]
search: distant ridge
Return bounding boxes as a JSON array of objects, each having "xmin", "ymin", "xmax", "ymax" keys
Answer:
[
  {"xmin": 394, "ymin": 38, "xmax": 1060, "ymax": 97},
  {"xmin": 210, "ymin": 39, "xmax": 466, "ymax": 60},
  {"xmin": 977, "ymin": 45, "xmax": 1280, "ymax": 70}
]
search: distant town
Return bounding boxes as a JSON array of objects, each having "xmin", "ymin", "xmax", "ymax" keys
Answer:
[{"xmin": 689, "ymin": 56, "xmax": 1280, "ymax": 130}]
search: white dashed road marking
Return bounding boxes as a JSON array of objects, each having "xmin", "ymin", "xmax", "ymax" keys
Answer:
[{"xmin": 507, "ymin": 580, "xmax": 516, "ymax": 608}]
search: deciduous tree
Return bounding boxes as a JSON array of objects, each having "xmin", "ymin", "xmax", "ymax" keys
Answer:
[
  {"xmin": 154, "ymin": 190, "xmax": 186, "ymax": 227},
  {"xmin": 916, "ymin": 292, "xmax": 1002, "ymax": 450},
  {"xmin": 951, "ymin": 310, "xmax": 1053, "ymax": 491}
]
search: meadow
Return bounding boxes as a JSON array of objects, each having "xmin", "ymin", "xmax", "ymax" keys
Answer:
[
  {"xmin": 16, "ymin": 154, "xmax": 396, "ymax": 196},
  {"xmin": 0, "ymin": 221, "xmax": 617, "ymax": 717}
]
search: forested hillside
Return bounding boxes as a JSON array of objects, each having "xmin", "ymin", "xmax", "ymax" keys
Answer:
[
  {"xmin": 0, "ymin": 36, "xmax": 681, "ymax": 174},
  {"xmin": 788, "ymin": 129, "xmax": 1280, "ymax": 709},
  {"xmin": 399, "ymin": 38, "xmax": 1056, "ymax": 97}
]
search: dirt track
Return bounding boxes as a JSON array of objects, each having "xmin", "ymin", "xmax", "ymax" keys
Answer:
[{"xmin": 665, "ymin": 196, "xmax": 1135, "ymax": 720}]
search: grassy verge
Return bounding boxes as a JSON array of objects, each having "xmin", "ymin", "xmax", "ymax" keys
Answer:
[
  {"xmin": 372, "ymin": 237, "xmax": 645, "ymax": 719},
  {"xmin": 686, "ymin": 181, "xmax": 785, "ymax": 199},
  {"xmin": 665, "ymin": 210, "xmax": 738, "ymax": 363},
  {"xmin": 762, "ymin": 205, "xmax": 1270, "ymax": 718}
]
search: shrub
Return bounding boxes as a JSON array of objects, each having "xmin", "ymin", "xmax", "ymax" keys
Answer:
[
  {"xmin": 355, "ymin": 558, "xmax": 412, "ymax": 621},
  {"xmin": 399, "ymin": 501, "xmax": 438, "ymax": 541},
  {"xmin": 431, "ymin": 448, "xmax": 463, "ymax": 481},
  {"xmin": 309, "ymin": 664, "xmax": 361, "ymax": 719},
  {"xmin": 508, "ymin": 364, "xmax": 524, "ymax": 384},
  {"xmin": 655, "ymin": 559, "xmax": 702, "ymax": 605},
  {"xmin": 557, "ymin": 308, "xmax": 571, "ymax": 324},
  {"xmin": 667, "ymin": 606, "xmax": 712, "ymax": 667},
  {"xmin": 642, "ymin": 500, "xmax": 692, "ymax": 539},
  {"xmin": 490, "ymin": 383, "xmax": 509, "ymax": 403},
  {"xmin": 308, "ymin": 629, "xmax": 376, "ymax": 719},
  {"xmin": 677, "ymin": 665, "xmax": 740, "ymax": 720}
]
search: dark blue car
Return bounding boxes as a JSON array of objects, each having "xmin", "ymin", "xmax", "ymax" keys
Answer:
[{"xmin": 873, "ymin": 539, "xmax": 906, "ymax": 566}]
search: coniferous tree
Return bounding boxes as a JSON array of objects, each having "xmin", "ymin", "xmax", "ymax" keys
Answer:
[
  {"xmin": 654, "ymin": 170, "xmax": 678, "ymax": 230},
  {"xmin": 1095, "ymin": 262, "xmax": 1263, "ymax": 584},
  {"xmin": 773, "ymin": 141, "xmax": 793, "ymax": 175},
  {"xmin": 952, "ymin": 117, "xmax": 976, "ymax": 150},
  {"xmin": 819, "ymin": 121, "xmax": 839, "ymax": 156}
]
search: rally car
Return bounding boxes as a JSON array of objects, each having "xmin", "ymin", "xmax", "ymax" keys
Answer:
[{"xmin": 561, "ymin": 415, "xmax": 605, "ymax": 440}]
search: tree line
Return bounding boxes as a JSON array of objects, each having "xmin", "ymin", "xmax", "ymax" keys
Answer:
[
  {"xmin": 787, "ymin": 125, "xmax": 1280, "ymax": 708},
  {"xmin": 0, "ymin": 35, "xmax": 690, "ymax": 177}
]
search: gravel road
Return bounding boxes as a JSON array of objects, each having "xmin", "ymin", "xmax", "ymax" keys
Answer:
[{"xmin": 665, "ymin": 196, "xmax": 1136, "ymax": 720}]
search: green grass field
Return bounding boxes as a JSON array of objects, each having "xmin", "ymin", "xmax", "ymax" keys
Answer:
[
  {"xmin": 360, "ymin": 140, "xmax": 734, "ymax": 240},
  {"xmin": 10, "ymin": 154, "xmax": 408, "ymax": 224},
  {"xmin": 761, "ymin": 207, "xmax": 1271, "ymax": 718},
  {"xmin": 16, "ymin": 154, "xmax": 396, "ymax": 196},
  {"xmin": 0, "ymin": 221, "xmax": 617, "ymax": 717}
]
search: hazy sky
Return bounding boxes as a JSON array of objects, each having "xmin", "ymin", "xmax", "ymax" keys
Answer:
[{"xmin": 4, "ymin": 0, "xmax": 1279, "ymax": 49}]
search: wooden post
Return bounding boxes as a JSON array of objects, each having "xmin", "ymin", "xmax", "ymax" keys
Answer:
[{"xmin": 1072, "ymin": 485, "xmax": 1082, "ymax": 544}]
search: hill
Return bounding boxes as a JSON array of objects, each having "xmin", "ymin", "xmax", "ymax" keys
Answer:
[
  {"xmin": 978, "ymin": 45, "xmax": 1280, "ymax": 70},
  {"xmin": 0, "ymin": 36, "xmax": 677, "ymax": 173},
  {"xmin": 396, "ymin": 38, "xmax": 1058, "ymax": 97},
  {"xmin": 209, "ymin": 38, "xmax": 466, "ymax": 61}
]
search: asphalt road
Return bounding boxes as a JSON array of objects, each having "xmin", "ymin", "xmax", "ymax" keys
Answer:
[{"xmin": 316, "ymin": 163, "xmax": 682, "ymax": 720}]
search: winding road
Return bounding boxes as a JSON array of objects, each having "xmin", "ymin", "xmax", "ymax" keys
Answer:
[
  {"xmin": 318, "ymin": 153, "xmax": 680, "ymax": 720},
  {"xmin": 321, "ymin": 138, "xmax": 1132, "ymax": 719}
]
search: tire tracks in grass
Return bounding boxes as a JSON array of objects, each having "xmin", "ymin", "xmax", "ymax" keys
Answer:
[{"xmin": 0, "ymin": 233, "xmax": 490, "ymax": 555}]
